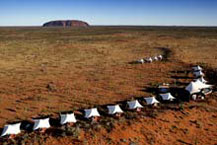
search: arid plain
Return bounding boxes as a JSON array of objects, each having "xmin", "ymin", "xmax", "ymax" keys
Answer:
[{"xmin": 0, "ymin": 27, "xmax": 216, "ymax": 144}]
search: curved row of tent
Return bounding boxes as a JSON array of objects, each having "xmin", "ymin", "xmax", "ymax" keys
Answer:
[
  {"xmin": 136, "ymin": 55, "xmax": 163, "ymax": 64},
  {"xmin": 1, "ymin": 65, "xmax": 214, "ymax": 139},
  {"xmin": 0, "ymin": 96, "xmax": 168, "ymax": 138}
]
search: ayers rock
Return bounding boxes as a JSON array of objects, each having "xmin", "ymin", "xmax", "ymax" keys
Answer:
[{"xmin": 43, "ymin": 20, "xmax": 89, "ymax": 27}]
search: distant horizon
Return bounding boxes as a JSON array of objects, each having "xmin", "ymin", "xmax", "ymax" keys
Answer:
[
  {"xmin": 0, "ymin": 24, "xmax": 217, "ymax": 27},
  {"xmin": 0, "ymin": 0, "xmax": 217, "ymax": 26}
]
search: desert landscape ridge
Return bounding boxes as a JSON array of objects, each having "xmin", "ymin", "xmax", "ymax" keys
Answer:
[{"xmin": 43, "ymin": 20, "xmax": 89, "ymax": 27}]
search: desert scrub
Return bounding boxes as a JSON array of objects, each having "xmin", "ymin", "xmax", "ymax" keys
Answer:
[
  {"xmin": 65, "ymin": 126, "xmax": 81, "ymax": 138},
  {"xmin": 104, "ymin": 121, "xmax": 115, "ymax": 133},
  {"xmin": 178, "ymin": 102, "xmax": 184, "ymax": 111},
  {"xmin": 125, "ymin": 111, "xmax": 138, "ymax": 120},
  {"xmin": 147, "ymin": 110, "xmax": 158, "ymax": 118}
]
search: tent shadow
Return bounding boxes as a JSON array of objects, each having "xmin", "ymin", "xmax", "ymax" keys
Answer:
[
  {"xmin": 20, "ymin": 120, "xmax": 34, "ymax": 132},
  {"xmin": 44, "ymin": 127, "xmax": 65, "ymax": 137},
  {"xmin": 140, "ymin": 87, "xmax": 158, "ymax": 95},
  {"xmin": 171, "ymin": 75, "xmax": 192, "ymax": 79},
  {"xmin": 74, "ymin": 109, "xmax": 95, "ymax": 122},
  {"xmin": 170, "ymin": 70, "xmax": 191, "ymax": 74},
  {"xmin": 205, "ymin": 68, "xmax": 217, "ymax": 85},
  {"xmin": 0, "ymin": 127, "xmax": 3, "ymax": 136},
  {"xmin": 175, "ymin": 81, "xmax": 190, "ymax": 86},
  {"xmin": 169, "ymin": 87, "xmax": 190, "ymax": 102},
  {"xmin": 49, "ymin": 117, "xmax": 61, "ymax": 127},
  {"xmin": 128, "ymin": 61, "xmax": 140, "ymax": 64},
  {"xmin": 6, "ymin": 108, "xmax": 16, "ymax": 113},
  {"xmin": 160, "ymin": 103, "xmax": 183, "ymax": 111}
]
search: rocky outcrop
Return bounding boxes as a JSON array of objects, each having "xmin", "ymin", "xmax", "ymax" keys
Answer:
[{"xmin": 43, "ymin": 20, "xmax": 89, "ymax": 27}]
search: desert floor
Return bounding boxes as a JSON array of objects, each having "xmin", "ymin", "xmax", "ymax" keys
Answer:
[{"xmin": 0, "ymin": 26, "xmax": 216, "ymax": 145}]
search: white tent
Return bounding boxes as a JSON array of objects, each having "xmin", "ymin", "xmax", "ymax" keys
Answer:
[
  {"xmin": 1, "ymin": 123, "xmax": 21, "ymax": 137},
  {"xmin": 197, "ymin": 77, "xmax": 207, "ymax": 83},
  {"xmin": 186, "ymin": 81, "xmax": 213, "ymax": 100},
  {"xmin": 146, "ymin": 57, "xmax": 153, "ymax": 63},
  {"xmin": 185, "ymin": 82, "xmax": 201, "ymax": 94},
  {"xmin": 194, "ymin": 79, "xmax": 213, "ymax": 89},
  {"xmin": 144, "ymin": 97, "xmax": 159, "ymax": 105},
  {"xmin": 33, "ymin": 118, "xmax": 50, "ymax": 131},
  {"xmin": 160, "ymin": 93, "xmax": 175, "ymax": 101},
  {"xmin": 193, "ymin": 71, "xmax": 204, "ymax": 77},
  {"xmin": 158, "ymin": 55, "xmax": 163, "ymax": 60},
  {"xmin": 192, "ymin": 65, "xmax": 202, "ymax": 71},
  {"xmin": 138, "ymin": 59, "xmax": 144, "ymax": 64},
  {"xmin": 153, "ymin": 56, "xmax": 158, "ymax": 61},
  {"xmin": 60, "ymin": 113, "xmax": 77, "ymax": 125},
  {"xmin": 127, "ymin": 100, "xmax": 143, "ymax": 109},
  {"xmin": 84, "ymin": 108, "xmax": 100, "ymax": 119},
  {"xmin": 107, "ymin": 105, "xmax": 123, "ymax": 115}
]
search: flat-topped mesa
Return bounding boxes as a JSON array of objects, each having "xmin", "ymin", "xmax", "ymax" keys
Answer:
[{"xmin": 42, "ymin": 20, "xmax": 89, "ymax": 27}]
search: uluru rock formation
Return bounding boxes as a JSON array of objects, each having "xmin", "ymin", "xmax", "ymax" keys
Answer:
[{"xmin": 43, "ymin": 20, "xmax": 89, "ymax": 27}]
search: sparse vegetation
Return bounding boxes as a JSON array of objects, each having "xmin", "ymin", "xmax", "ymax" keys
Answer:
[{"xmin": 0, "ymin": 26, "xmax": 216, "ymax": 145}]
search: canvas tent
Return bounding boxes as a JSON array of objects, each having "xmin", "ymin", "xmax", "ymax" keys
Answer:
[
  {"xmin": 197, "ymin": 77, "xmax": 208, "ymax": 83},
  {"xmin": 33, "ymin": 118, "xmax": 50, "ymax": 131},
  {"xmin": 192, "ymin": 65, "xmax": 202, "ymax": 71},
  {"xmin": 60, "ymin": 113, "xmax": 77, "ymax": 125},
  {"xmin": 146, "ymin": 57, "xmax": 153, "ymax": 63},
  {"xmin": 84, "ymin": 108, "xmax": 100, "ymax": 119},
  {"xmin": 1, "ymin": 123, "xmax": 21, "ymax": 137},
  {"xmin": 185, "ymin": 82, "xmax": 201, "ymax": 94},
  {"xmin": 107, "ymin": 105, "xmax": 123, "ymax": 115},
  {"xmin": 193, "ymin": 71, "xmax": 204, "ymax": 77},
  {"xmin": 153, "ymin": 56, "xmax": 158, "ymax": 61},
  {"xmin": 144, "ymin": 97, "xmax": 160, "ymax": 105},
  {"xmin": 194, "ymin": 79, "xmax": 213, "ymax": 89},
  {"xmin": 138, "ymin": 59, "xmax": 144, "ymax": 64},
  {"xmin": 185, "ymin": 81, "xmax": 212, "ymax": 95},
  {"xmin": 158, "ymin": 55, "xmax": 163, "ymax": 60},
  {"xmin": 127, "ymin": 100, "xmax": 143, "ymax": 109},
  {"xmin": 160, "ymin": 93, "xmax": 176, "ymax": 101}
]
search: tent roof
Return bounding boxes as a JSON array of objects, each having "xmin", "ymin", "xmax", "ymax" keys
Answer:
[
  {"xmin": 84, "ymin": 108, "xmax": 100, "ymax": 118},
  {"xmin": 107, "ymin": 104, "xmax": 123, "ymax": 115},
  {"xmin": 144, "ymin": 97, "xmax": 159, "ymax": 105},
  {"xmin": 33, "ymin": 118, "xmax": 50, "ymax": 130},
  {"xmin": 146, "ymin": 57, "xmax": 153, "ymax": 62},
  {"xmin": 193, "ymin": 71, "xmax": 204, "ymax": 77},
  {"xmin": 194, "ymin": 80, "xmax": 213, "ymax": 89},
  {"xmin": 192, "ymin": 65, "xmax": 202, "ymax": 71},
  {"xmin": 1, "ymin": 123, "xmax": 21, "ymax": 137},
  {"xmin": 160, "ymin": 93, "xmax": 175, "ymax": 101},
  {"xmin": 153, "ymin": 56, "xmax": 158, "ymax": 60},
  {"xmin": 195, "ymin": 77, "xmax": 207, "ymax": 83},
  {"xmin": 127, "ymin": 100, "xmax": 143, "ymax": 109},
  {"xmin": 185, "ymin": 81, "xmax": 211, "ymax": 94},
  {"xmin": 60, "ymin": 113, "xmax": 77, "ymax": 125}
]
